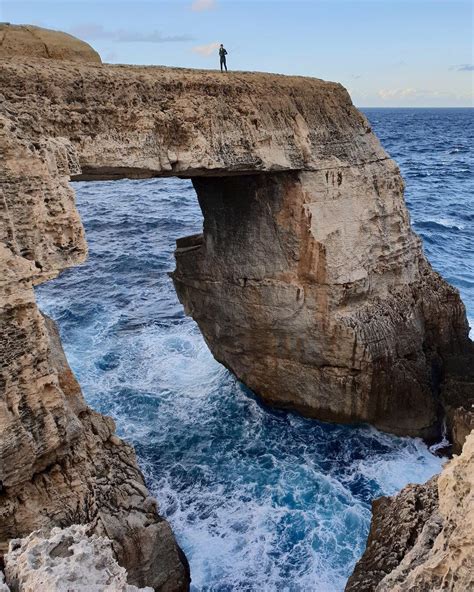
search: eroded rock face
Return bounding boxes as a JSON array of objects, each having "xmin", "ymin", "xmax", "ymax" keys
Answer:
[
  {"xmin": 0, "ymin": 106, "xmax": 189, "ymax": 588},
  {"xmin": 173, "ymin": 170, "xmax": 471, "ymax": 438},
  {"xmin": 0, "ymin": 24, "xmax": 102, "ymax": 63},
  {"xmin": 0, "ymin": 312, "xmax": 189, "ymax": 591},
  {"xmin": 1, "ymin": 40, "xmax": 190, "ymax": 588},
  {"xmin": 4, "ymin": 525, "xmax": 153, "ymax": 592},
  {"xmin": 347, "ymin": 432, "xmax": 474, "ymax": 592}
]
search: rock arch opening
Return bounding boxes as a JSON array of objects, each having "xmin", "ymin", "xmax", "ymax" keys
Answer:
[
  {"xmin": 66, "ymin": 162, "xmax": 471, "ymax": 442},
  {"xmin": 34, "ymin": 174, "xmax": 445, "ymax": 591}
]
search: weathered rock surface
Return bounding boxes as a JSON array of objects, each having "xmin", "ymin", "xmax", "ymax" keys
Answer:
[
  {"xmin": 0, "ymin": 311, "xmax": 189, "ymax": 591},
  {"xmin": 347, "ymin": 431, "xmax": 474, "ymax": 591},
  {"xmin": 175, "ymin": 172, "xmax": 472, "ymax": 439},
  {"xmin": 1, "ymin": 29, "xmax": 189, "ymax": 590},
  {"xmin": 0, "ymin": 23, "xmax": 102, "ymax": 63},
  {"xmin": 441, "ymin": 353, "xmax": 474, "ymax": 454},
  {"xmin": 346, "ymin": 477, "xmax": 440, "ymax": 590},
  {"xmin": 4, "ymin": 525, "xmax": 153, "ymax": 592}
]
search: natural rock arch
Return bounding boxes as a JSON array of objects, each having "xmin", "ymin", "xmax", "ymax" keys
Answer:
[
  {"xmin": 1, "ymin": 28, "xmax": 473, "ymax": 589},
  {"xmin": 1, "ymin": 51, "xmax": 472, "ymax": 441}
]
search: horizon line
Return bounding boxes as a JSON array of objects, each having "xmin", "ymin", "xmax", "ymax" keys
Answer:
[{"xmin": 358, "ymin": 105, "xmax": 474, "ymax": 109}]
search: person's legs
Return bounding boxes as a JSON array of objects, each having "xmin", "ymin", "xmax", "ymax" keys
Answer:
[
  {"xmin": 220, "ymin": 58, "xmax": 224, "ymax": 71},
  {"xmin": 223, "ymin": 58, "xmax": 227, "ymax": 72}
]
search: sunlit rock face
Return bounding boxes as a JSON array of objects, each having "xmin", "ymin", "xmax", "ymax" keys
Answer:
[
  {"xmin": 4, "ymin": 525, "xmax": 153, "ymax": 592},
  {"xmin": 0, "ymin": 23, "xmax": 102, "ymax": 63},
  {"xmin": 0, "ymin": 24, "xmax": 472, "ymax": 590}
]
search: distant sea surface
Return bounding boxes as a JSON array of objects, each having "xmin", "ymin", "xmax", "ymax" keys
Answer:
[{"xmin": 37, "ymin": 108, "xmax": 472, "ymax": 591}]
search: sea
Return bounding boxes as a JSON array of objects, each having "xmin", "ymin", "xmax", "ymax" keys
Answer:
[{"xmin": 36, "ymin": 108, "xmax": 473, "ymax": 591}]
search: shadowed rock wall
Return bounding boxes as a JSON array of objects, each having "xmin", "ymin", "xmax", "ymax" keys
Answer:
[{"xmin": 346, "ymin": 432, "xmax": 474, "ymax": 592}]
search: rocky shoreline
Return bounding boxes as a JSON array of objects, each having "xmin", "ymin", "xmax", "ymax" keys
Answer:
[
  {"xmin": 0, "ymin": 24, "xmax": 472, "ymax": 591},
  {"xmin": 347, "ymin": 432, "xmax": 474, "ymax": 591}
]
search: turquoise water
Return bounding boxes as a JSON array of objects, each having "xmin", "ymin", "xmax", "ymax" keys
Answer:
[{"xmin": 36, "ymin": 108, "xmax": 473, "ymax": 591}]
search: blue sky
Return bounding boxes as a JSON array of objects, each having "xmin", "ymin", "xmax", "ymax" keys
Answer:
[{"xmin": 2, "ymin": 0, "xmax": 473, "ymax": 106}]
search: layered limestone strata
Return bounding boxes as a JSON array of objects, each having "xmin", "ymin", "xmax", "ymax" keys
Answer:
[
  {"xmin": 4, "ymin": 525, "xmax": 153, "ymax": 592},
  {"xmin": 174, "ymin": 173, "xmax": 471, "ymax": 438},
  {"xmin": 346, "ymin": 432, "xmax": 474, "ymax": 591}
]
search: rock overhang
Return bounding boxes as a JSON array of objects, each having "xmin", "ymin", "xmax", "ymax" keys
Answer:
[{"xmin": 0, "ymin": 56, "xmax": 387, "ymax": 181}]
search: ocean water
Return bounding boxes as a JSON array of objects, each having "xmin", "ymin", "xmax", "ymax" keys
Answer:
[{"xmin": 35, "ymin": 108, "xmax": 473, "ymax": 591}]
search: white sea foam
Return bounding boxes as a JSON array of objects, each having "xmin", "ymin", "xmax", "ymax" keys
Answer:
[
  {"xmin": 75, "ymin": 315, "xmax": 442, "ymax": 591},
  {"xmin": 48, "ymin": 308, "xmax": 443, "ymax": 591}
]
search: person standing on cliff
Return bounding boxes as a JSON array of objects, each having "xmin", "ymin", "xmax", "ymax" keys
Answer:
[{"xmin": 219, "ymin": 44, "xmax": 228, "ymax": 72}]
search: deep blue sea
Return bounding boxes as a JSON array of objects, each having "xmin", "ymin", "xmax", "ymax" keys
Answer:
[{"xmin": 36, "ymin": 108, "xmax": 473, "ymax": 591}]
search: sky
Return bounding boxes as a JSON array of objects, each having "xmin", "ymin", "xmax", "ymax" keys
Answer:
[{"xmin": 2, "ymin": 0, "xmax": 473, "ymax": 107}]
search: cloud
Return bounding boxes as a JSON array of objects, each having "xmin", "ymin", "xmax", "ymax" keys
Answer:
[
  {"xmin": 68, "ymin": 24, "xmax": 194, "ymax": 43},
  {"xmin": 450, "ymin": 64, "xmax": 474, "ymax": 72},
  {"xmin": 191, "ymin": 0, "xmax": 216, "ymax": 11},
  {"xmin": 192, "ymin": 42, "xmax": 220, "ymax": 57},
  {"xmin": 377, "ymin": 88, "xmax": 420, "ymax": 100},
  {"xmin": 377, "ymin": 88, "xmax": 472, "ymax": 101}
]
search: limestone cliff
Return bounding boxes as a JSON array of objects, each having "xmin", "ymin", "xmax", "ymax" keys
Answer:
[
  {"xmin": 0, "ymin": 308, "xmax": 189, "ymax": 591},
  {"xmin": 346, "ymin": 432, "xmax": 474, "ymax": 591},
  {"xmin": 1, "ymin": 47, "xmax": 472, "ymax": 442},
  {"xmin": 1, "ymin": 26, "xmax": 473, "ymax": 591},
  {"xmin": 0, "ymin": 41, "xmax": 189, "ymax": 585}
]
